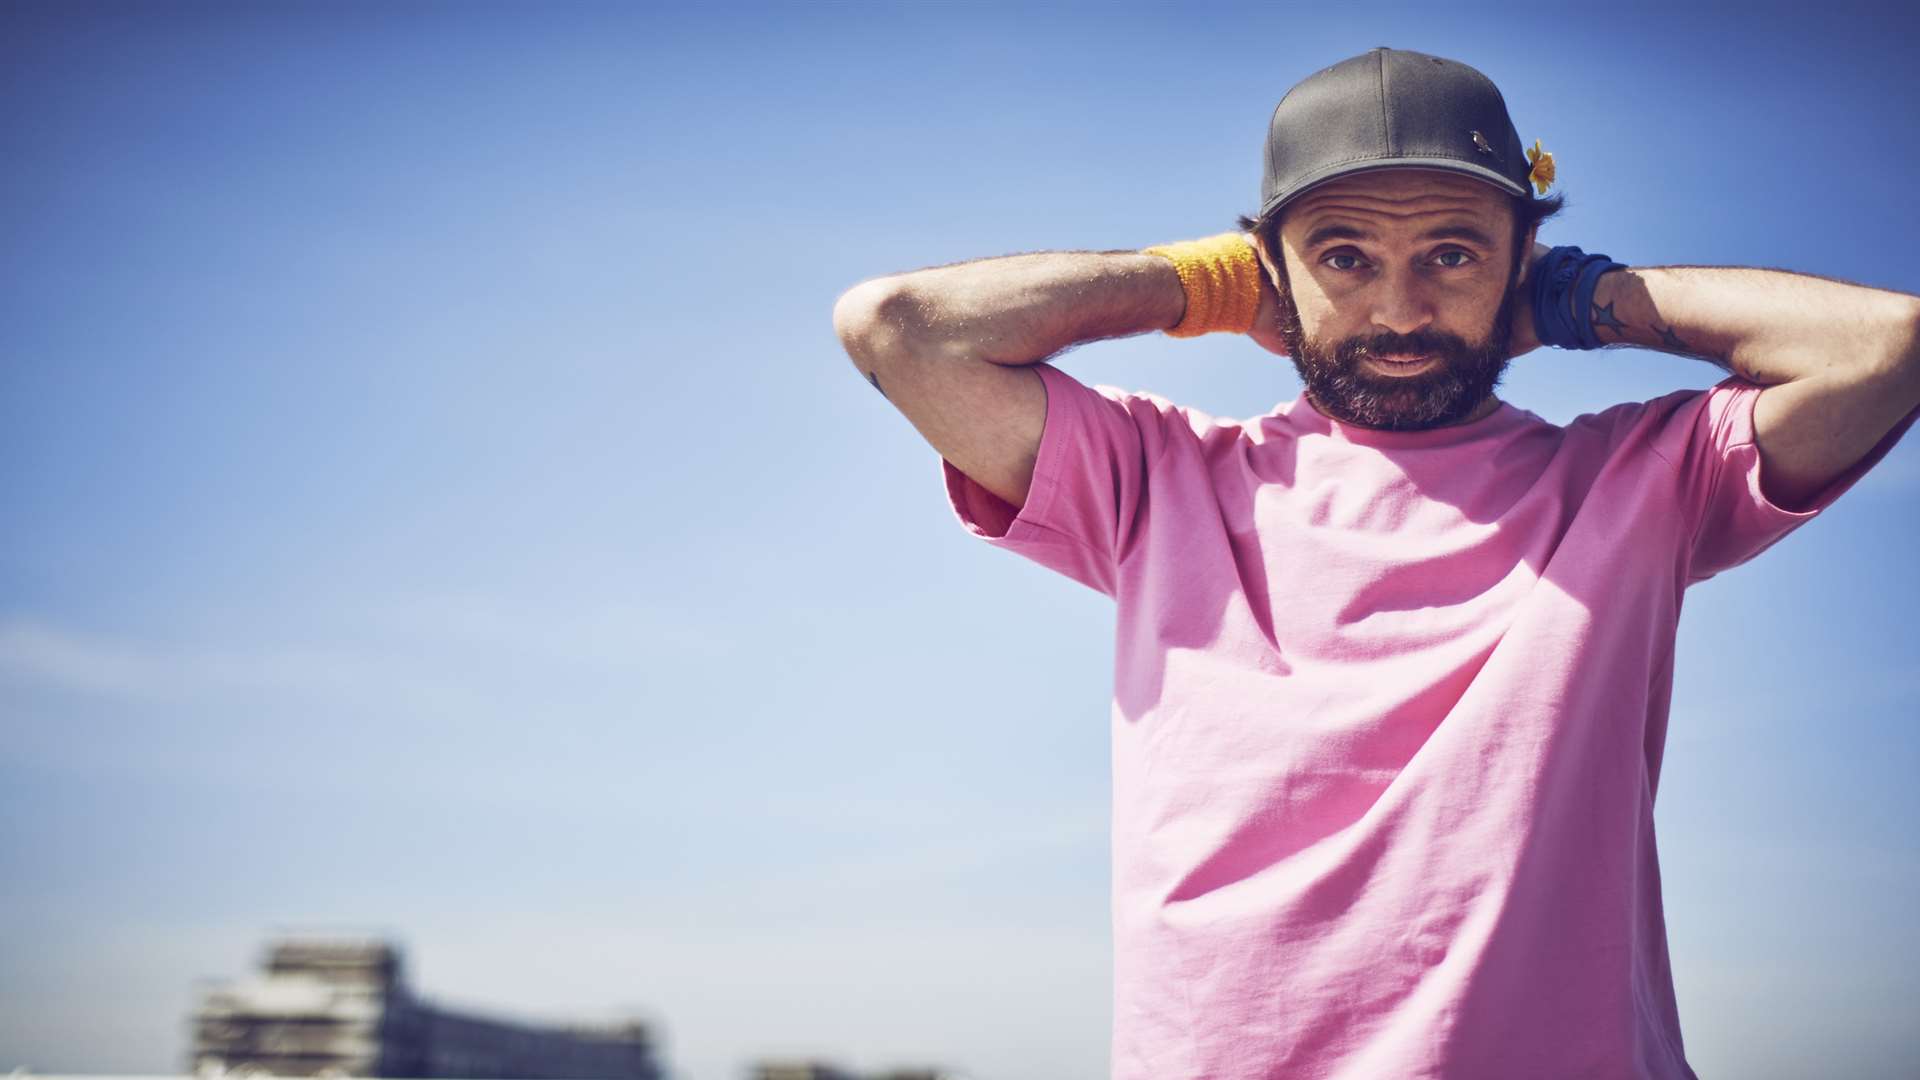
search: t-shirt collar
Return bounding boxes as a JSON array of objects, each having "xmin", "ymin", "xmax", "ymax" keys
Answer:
[{"xmin": 1276, "ymin": 392, "xmax": 1523, "ymax": 449}]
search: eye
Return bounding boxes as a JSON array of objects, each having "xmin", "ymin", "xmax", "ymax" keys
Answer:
[{"xmin": 1320, "ymin": 248, "xmax": 1478, "ymax": 272}]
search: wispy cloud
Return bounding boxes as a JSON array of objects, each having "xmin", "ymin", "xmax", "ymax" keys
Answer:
[
  {"xmin": 0, "ymin": 591, "xmax": 733, "ymax": 707},
  {"xmin": 0, "ymin": 612, "xmax": 482, "ymax": 710}
]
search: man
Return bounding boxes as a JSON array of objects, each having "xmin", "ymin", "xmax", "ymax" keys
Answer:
[{"xmin": 831, "ymin": 47, "xmax": 1920, "ymax": 1079}]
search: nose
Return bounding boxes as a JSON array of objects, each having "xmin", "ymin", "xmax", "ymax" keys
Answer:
[{"xmin": 1368, "ymin": 265, "xmax": 1436, "ymax": 338}]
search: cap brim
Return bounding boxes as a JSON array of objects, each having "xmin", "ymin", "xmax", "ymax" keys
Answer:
[{"xmin": 1261, "ymin": 160, "xmax": 1529, "ymax": 220}]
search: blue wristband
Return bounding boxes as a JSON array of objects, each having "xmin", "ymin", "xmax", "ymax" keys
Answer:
[
  {"xmin": 1531, "ymin": 246, "xmax": 1584, "ymax": 349},
  {"xmin": 1570, "ymin": 257, "xmax": 1620, "ymax": 349},
  {"xmin": 1531, "ymin": 245, "xmax": 1629, "ymax": 350}
]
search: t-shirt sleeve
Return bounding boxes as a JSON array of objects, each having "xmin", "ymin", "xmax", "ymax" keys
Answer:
[
  {"xmin": 1665, "ymin": 374, "xmax": 1920, "ymax": 585},
  {"xmin": 940, "ymin": 361, "xmax": 1162, "ymax": 597}
]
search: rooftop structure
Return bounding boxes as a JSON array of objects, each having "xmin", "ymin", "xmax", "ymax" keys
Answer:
[{"xmin": 188, "ymin": 936, "xmax": 664, "ymax": 1080}]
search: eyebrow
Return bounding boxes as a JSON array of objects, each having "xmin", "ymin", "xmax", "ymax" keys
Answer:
[{"xmin": 1303, "ymin": 223, "xmax": 1499, "ymax": 250}]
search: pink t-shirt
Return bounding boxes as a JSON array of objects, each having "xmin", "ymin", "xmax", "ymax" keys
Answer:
[{"xmin": 941, "ymin": 362, "xmax": 1918, "ymax": 1079}]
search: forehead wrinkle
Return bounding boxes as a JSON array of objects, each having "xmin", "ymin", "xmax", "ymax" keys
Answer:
[
  {"xmin": 1301, "ymin": 208, "xmax": 1489, "ymax": 230},
  {"xmin": 1288, "ymin": 174, "xmax": 1503, "ymax": 226},
  {"xmin": 1286, "ymin": 197, "xmax": 1511, "ymax": 248},
  {"xmin": 1302, "ymin": 195, "xmax": 1486, "ymax": 211},
  {"xmin": 1303, "ymin": 222, "xmax": 1500, "ymax": 252}
]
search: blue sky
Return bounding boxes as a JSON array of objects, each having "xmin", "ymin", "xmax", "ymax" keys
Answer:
[{"xmin": 3, "ymin": 2, "xmax": 1917, "ymax": 1078}]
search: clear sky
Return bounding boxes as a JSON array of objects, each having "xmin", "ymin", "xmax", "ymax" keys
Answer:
[{"xmin": 3, "ymin": 2, "xmax": 1917, "ymax": 1079}]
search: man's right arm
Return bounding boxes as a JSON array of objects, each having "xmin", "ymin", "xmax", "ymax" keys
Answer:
[{"xmin": 830, "ymin": 250, "xmax": 1189, "ymax": 509}]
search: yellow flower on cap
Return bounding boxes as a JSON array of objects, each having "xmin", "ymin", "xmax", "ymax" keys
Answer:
[{"xmin": 1525, "ymin": 139, "xmax": 1556, "ymax": 196}]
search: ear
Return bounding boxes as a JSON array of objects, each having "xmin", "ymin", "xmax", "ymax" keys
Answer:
[
  {"xmin": 1251, "ymin": 228, "xmax": 1283, "ymax": 285},
  {"xmin": 1514, "ymin": 224, "xmax": 1540, "ymax": 287}
]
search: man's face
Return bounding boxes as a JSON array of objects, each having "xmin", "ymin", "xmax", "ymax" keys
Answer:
[{"xmin": 1254, "ymin": 168, "xmax": 1533, "ymax": 431}]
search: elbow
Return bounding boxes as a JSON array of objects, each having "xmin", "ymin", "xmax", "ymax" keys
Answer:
[
  {"xmin": 832, "ymin": 278, "xmax": 891, "ymax": 348},
  {"xmin": 833, "ymin": 277, "xmax": 925, "ymax": 365}
]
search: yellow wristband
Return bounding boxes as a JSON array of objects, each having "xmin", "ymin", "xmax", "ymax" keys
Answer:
[{"xmin": 1140, "ymin": 232, "xmax": 1263, "ymax": 338}]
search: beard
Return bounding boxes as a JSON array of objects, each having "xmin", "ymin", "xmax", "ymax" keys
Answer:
[{"xmin": 1270, "ymin": 260, "xmax": 1519, "ymax": 431}]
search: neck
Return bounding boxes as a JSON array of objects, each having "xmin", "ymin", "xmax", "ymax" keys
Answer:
[{"xmin": 1304, "ymin": 391, "xmax": 1503, "ymax": 430}]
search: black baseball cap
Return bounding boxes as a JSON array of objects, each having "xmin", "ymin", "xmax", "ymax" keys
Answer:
[{"xmin": 1260, "ymin": 47, "xmax": 1537, "ymax": 222}]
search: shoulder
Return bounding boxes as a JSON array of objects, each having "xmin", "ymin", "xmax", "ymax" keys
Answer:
[
  {"xmin": 1045, "ymin": 365, "xmax": 1236, "ymax": 462},
  {"xmin": 1557, "ymin": 380, "xmax": 1739, "ymax": 471}
]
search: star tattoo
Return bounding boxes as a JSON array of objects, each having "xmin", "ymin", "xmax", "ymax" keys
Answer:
[
  {"xmin": 866, "ymin": 369, "xmax": 887, "ymax": 400},
  {"xmin": 1654, "ymin": 321, "xmax": 1691, "ymax": 353},
  {"xmin": 1587, "ymin": 299, "xmax": 1629, "ymax": 339}
]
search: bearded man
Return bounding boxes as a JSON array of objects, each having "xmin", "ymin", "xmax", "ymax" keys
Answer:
[{"xmin": 832, "ymin": 46, "xmax": 1920, "ymax": 1080}]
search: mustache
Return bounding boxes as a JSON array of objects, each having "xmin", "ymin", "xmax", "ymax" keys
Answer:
[{"xmin": 1344, "ymin": 335, "xmax": 1469, "ymax": 360}]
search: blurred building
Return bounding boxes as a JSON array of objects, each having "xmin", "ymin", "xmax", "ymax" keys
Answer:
[
  {"xmin": 748, "ymin": 1064, "xmax": 949, "ymax": 1080},
  {"xmin": 750, "ymin": 1066, "xmax": 860, "ymax": 1080},
  {"xmin": 188, "ymin": 936, "xmax": 665, "ymax": 1079}
]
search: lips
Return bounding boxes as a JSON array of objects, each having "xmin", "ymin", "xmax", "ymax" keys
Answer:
[{"xmin": 1368, "ymin": 354, "xmax": 1435, "ymax": 373}]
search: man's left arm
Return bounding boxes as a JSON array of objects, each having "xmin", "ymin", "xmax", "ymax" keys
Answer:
[{"xmin": 1582, "ymin": 264, "xmax": 1920, "ymax": 510}]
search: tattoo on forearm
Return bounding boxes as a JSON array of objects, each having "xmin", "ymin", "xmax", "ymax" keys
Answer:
[
  {"xmin": 865, "ymin": 368, "xmax": 887, "ymax": 399},
  {"xmin": 1588, "ymin": 299, "xmax": 1629, "ymax": 340},
  {"xmin": 1653, "ymin": 321, "xmax": 1690, "ymax": 353},
  {"xmin": 1591, "ymin": 301, "xmax": 1732, "ymax": 369}
]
